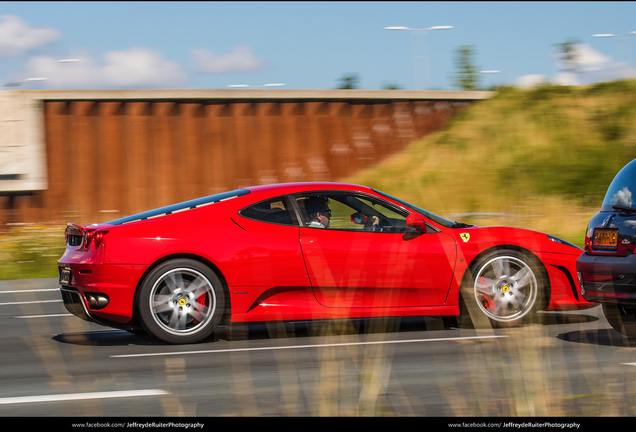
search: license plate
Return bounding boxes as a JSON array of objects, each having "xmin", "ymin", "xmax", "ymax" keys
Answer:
[
  {"xmin": 594, "ymin": 228, "xmax": 618, "ymax": 250},
  {"xmin": 59, "ymin": 268, "xmax": 71, "ymax": 286}
]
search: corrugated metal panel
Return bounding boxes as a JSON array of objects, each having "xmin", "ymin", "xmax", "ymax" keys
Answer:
[{"xmin": 0, "ymin": 90, "xmax": 487, "ymax": 226}]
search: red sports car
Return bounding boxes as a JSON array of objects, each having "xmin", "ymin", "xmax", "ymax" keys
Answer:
[{"xmin": 58, "ymin": 182, "xmax": 593, "ymax": 344}]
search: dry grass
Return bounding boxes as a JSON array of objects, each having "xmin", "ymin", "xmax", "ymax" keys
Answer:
[
  {"xmin": 347, "ymin": 81, "xmax": 636, "ymax": 247},
  {"xmin": 0, "ymin": 225, "xmax": 65, "ymax": 280}
]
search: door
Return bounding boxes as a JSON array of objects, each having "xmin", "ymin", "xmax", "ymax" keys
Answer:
[{"xmin": 295, "ymin": 192, "xmax": 457, "ymax": 308}]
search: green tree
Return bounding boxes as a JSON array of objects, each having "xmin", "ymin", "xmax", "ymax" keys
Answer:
[
  {"xmin": 382, "ymin": 81, "xmax": 402, "ymax": 90},
  {"xmin": 337, "ymin": 73, "xmax": 359, "ymax": 89},
  {"xmin": 554, "ymin": 38, "xmax": 580, "ymax": 74},
  {"xmin": 452, "ymin": 45, "xmax": 480, "ymax": 91}
]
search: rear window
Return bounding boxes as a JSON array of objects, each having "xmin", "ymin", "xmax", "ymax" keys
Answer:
[
  {"xmin": 239, "ymin": 196, "xmax": 297, "ymax": 225},
  {"xmin": 107, "ymin": 189, "xmax": 250, "ymax": 225},
  {"xmin": 601, "ymin": 159, "xmax": 636, "ymax": 211}
]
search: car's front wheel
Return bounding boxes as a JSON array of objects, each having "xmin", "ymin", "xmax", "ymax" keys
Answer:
[
  {"xmin": 461, "ymin": 250, "xmax": 543, "ymax": 328},
  {"xmin": 602, "ymin": 303, "xmax": 636, "ymax": 338},
  {"xmin": 138, "ymin": 259, "xmax": 225, "ymax": 344}
]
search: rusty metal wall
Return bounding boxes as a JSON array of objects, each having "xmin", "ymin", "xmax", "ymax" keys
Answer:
[{"xmin": 1, "ymin": 97, "xmax": 474, "ymax": 226}]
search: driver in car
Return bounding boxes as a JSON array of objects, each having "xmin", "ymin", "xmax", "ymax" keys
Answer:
[{"xmin": 305, "ymin": 196, "xmax": 331, "ymax": 228}]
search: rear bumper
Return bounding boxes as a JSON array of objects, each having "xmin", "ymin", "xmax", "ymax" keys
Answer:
[
  {"xmin": 60, "ymin": 286, "xmax": 141, "ymax": 332},
  {"xmin": 60, "ymin": 286, "xmax": 93, "ymax": 321},
  {"xmin": 577, "ymin": 253, "xmax": 636, "ymax": 304},
  {"xmin": 57, "ymin": 260, "xmax": 147, "ymax": 327}
]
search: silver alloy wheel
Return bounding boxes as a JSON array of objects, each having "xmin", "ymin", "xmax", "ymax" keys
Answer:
[
  {"xmin": 148, "ymin": 267, "xmax": 217, "ymax": 336},
  {"xmin": 473, "ymin": 255, "xmax": 538, "ymax": 323}
]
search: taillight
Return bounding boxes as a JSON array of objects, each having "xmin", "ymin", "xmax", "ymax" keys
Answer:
[
  {"xmin": 83, "ymin": 229, "xmax": 108, "ymax": 250},
  {"xmin": 93, "ymin": 230, "xmax": 108, "ymax": 248},
  {"xmin": 66, "ymin": 223, "xmax": 85, "ymax": 247},
  {"xmin": 83, "ymin": 229, "xmax": 94, "ymax": 250}
]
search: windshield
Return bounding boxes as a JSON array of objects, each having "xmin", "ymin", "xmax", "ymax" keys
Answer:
[
  {"xmin": 106, "ymin": 189, "xmax": 250, "ymax": 225},
  {"xmin": 372, "ymin": 189, "xmax": 456, "ymax": 228},
  {"xmin": 601, "ymin": 159, "xmax": 636, "ymax": 212}
]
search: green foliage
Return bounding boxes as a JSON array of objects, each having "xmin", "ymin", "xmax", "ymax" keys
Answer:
[
  {"xmin": 527, "ymin": 84, "xmax": 576, "ymax": 101},
  {"xmin": 467, "ymin": 81, "xmax": 636, "ymax": 204},
  {"xmin": 583, "ymin": 79, "xmax": 636, "ymax": 95},
  {"xmin": 591, "ymin": 103, "xmax": 635, "ymax": 142},
  {"xmin": 553, "ymin": 39, "xmax": 580, "ymax": 73},
  {"xmin": 0, "ymin": 226, "xmax": 65, "ymax": 280},
  {"xmin": 382, "ymin": 81, "xmax": 402, "ymax": 90},
  {"xmin": 346, "ymin": 79, "xmax": 636, "ymax": 246},
  {"xmin": 336, "ymin": 73, "xmax": 360, "ymax": 89},
  {"xmin": 452, "ymin": 45, "xmax": 480, "ymax": 91}
]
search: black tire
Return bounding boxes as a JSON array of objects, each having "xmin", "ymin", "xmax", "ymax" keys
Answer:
[
  {"xmin": 602, "ymin": 303, "xmax": 636, "ymax": 338},
  {"xmin": 460, "ymin": 249, "xmax": 544, "ymax": 328},
  {"xmin": 137, "ymin": 259, "xmax": 225, "ymax": 344}
]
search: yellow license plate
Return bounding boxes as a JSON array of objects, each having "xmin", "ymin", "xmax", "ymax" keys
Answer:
[{"xmin": 594, "ymin": 229, "xmax": 618, "ymax": 249}]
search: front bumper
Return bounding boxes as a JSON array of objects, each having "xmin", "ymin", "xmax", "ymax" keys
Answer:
[{"xmin": 577, "ymin": 253, "xmax": 636, "ymax": 304}]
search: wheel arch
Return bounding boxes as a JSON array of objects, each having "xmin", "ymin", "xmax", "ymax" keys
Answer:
[
  {"xmin": 132, "ymin": 253, "xmax": 231, "ymax": 326},
  {"xmin": 462, "ymin": 244, "xmax": 551, "ymax": 311}
]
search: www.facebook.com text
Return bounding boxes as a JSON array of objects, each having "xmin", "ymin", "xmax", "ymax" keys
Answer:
[
  {"xmin": 71, "ymin": 422, "xmax": 205, "ymax": 429},
  {"xmin": 448, "ymin": 422, "xmax": 581, "ymax": 429}
]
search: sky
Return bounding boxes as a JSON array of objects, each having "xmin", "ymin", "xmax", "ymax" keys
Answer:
[{"xmin": 0, "ymin": 1, "xmax": 635, "ymax": 91}]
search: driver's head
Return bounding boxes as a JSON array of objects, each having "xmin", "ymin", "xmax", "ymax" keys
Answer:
[{"xmin": 305, "ymin": 196, "xmax": 331, "ymax": 227}]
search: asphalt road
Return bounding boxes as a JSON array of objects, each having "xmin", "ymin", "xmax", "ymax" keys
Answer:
[{"xmin": 1, "ymin": 277, "xmax": 636, "ymax": 418}]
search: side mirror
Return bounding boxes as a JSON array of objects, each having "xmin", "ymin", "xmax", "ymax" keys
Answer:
[
  {"xmin": 406, "ymin": 213, "xmax": 427, "ymax": 233},
  {"xmin": 350, "ymin": 211, "xmax": 368, "ymax": 225}
]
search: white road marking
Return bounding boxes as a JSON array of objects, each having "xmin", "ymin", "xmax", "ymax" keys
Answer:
[
  {"xmin": 0, "ymin": 289, "xmax": 60, "ymax": 294},
  {"xmin": 15, "ymin": 313, "xmax": 72, "ymax": 319},
  {"xmin": 0, "ymin": 300, "xmax": 62, "ymax": 306},
  {"xmin": 0, "ymin": 389, "xmax": 169, "ymax": 405},
  {"xmin": 112, "ymin": 335, "xmax": 506, "ymax": 358},
  {"xmin": 0, "ymin": 287, "xmax": 64, "ymax": 309}
]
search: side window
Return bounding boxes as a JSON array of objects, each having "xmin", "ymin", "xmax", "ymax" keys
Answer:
[
  {"xmin": 295, "ymin": 192, "xmax": 409, "ymax": 232},
  {"xmin": 240, "ymin": 197, "xmax": 297, "ymax": 225}
]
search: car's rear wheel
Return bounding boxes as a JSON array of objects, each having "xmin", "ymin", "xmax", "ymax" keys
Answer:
[
  {"xmin": 602, "ymin": 303, "xmax": 636, "ymax": 338},
  {"xmin": 138, "ymin": 259, "xmax": 225, "ymax": 344},
  {"xmin": 461, "ymin": 250, "xmax": 543, "ymax": 328}
]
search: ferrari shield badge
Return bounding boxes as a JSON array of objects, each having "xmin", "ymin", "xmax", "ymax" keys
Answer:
[{"xmin": 460, "ymin": 233, "xmax": 470, "ymax": 242}]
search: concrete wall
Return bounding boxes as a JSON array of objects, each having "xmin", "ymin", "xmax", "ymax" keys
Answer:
[
  {"xmin": 0, "ymin": 89, "xmax": 492, "ymax": 227},
  {"xmin": 0, "ymin": 91, "xmax": 48, "ymax": 192}
]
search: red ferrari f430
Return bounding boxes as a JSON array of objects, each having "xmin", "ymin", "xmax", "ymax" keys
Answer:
[{"xmin": 58, "ymin": 183, "xmax": 593, "ymax": 343}]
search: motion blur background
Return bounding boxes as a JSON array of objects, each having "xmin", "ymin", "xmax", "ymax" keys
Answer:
[
  {"xmin": 2, "ymin": 1, "xmax": 636, "ymax": 279},
  {"xmin": 1, "ymin": 2, "xmax": 636, "ymax": 417}
]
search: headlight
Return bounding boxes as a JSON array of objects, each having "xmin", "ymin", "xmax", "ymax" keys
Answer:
[{"xmin": 547, "ymin": 234, "xmax": 583, "ymax": 250}]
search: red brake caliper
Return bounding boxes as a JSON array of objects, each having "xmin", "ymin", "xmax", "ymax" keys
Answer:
[
  {"xmin": 479, "ymin": 276, "xmax": 495, "ymax": 311},
  {"xmin": 193, "ymin": 293, "xmax": 207, "ymax": 324}
]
